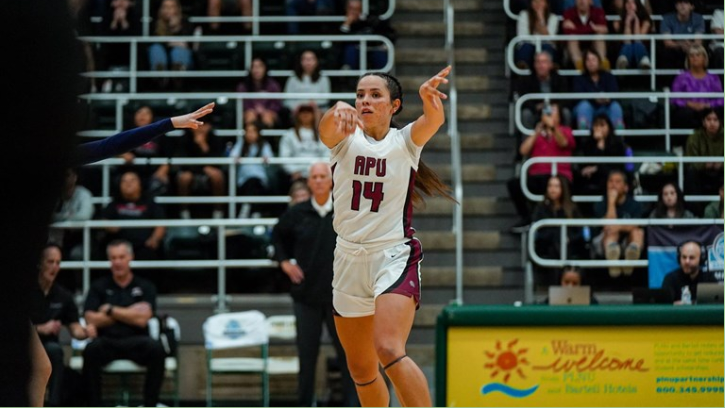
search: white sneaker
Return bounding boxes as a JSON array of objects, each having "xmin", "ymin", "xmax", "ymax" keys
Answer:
[
  {"xmin": 179, "ymin": 209, "xmax": 191, "ymax": 220},
  {"xmin": 615, "ymin": 55, "xmax": 629, "ymax": 70},
  {"xmin": 638, "ymin": 56, "xmax": 651, "ymax": 69}
]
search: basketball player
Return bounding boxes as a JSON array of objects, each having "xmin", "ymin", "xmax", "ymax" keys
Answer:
[{"xmin": 318, "ymin": 66, "xmax": 454, "ymax": 407}]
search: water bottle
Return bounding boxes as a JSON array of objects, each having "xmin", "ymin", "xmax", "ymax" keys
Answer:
[
  {"xmin": 680, "ymin": 286, "xmax": 692, "ymax": 305},
  {"xmin": 582, "ymin": 226, "xmax": 591, "ymax": 242},
  {"xmin": 624, "ymin": 146, "xmax": 635, "ymax": 173}
]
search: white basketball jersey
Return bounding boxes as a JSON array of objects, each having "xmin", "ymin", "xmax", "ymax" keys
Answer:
[{"xmin": 330, "ymin": 124, "xmax": 422, "ymax": 247}]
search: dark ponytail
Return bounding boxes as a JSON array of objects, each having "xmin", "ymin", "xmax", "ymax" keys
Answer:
[{"xmin": 359, "ymin": 72, "xmax": 456, "ymax": 207}]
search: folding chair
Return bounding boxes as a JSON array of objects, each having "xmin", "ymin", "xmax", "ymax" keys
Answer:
[
  {"xmin": 203, "ymin": 310, "xmax": 270, "ymax": 407},
  {"xmin": 265, "ymin": 315, "xmax": 300, "ymax": 375}
]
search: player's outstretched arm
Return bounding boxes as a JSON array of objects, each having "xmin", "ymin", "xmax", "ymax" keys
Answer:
[
  {"xmin": 319, "ymin": 101, "xmax": 364, "ymax": 149},
  {"xmin": 73, "ymin": 102, "xmax": 215, "ymax": 166},
  {"xmin": 411, "ymin": 65, "xmax": 450, "ymax": 147}
]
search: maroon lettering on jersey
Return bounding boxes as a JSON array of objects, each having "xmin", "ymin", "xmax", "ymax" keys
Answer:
[{"xmin": 353, "ymin": 155, "xmax": 387, "ymax": 177}]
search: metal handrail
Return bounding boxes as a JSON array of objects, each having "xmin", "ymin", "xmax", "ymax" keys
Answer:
[
  {"xmin": 83, "ymin": 156, "xmax": 328, "ymax": 208},
  {"xmin": 78, "ymin": 34, "xmax": 395, "ymax": 92},
  {"xmin": 53, "ymin": 218, "xmax": 279, "ymax": 312},
  {"xmin": 79, "ymin": 91, "xmax": 355, "ymax": 140},
  {"xmin": 502, "ymin": 0, "xmax": 714, "ymax": 22},
  {"xmin": 527, "ymin": 217, "xmax": 724, "ymax": 268},
  {"xmin": 514, "ymin": 91, "xmax": 723, "ymax": 150},
  {"xmin": 444, "ymin": 0, "xmax": 463, "ymax": 306},
  {"xmin": 507, "ymin": 33, "xmax": 723, "ymax": 89},
  {"xmin": 519, "ymin": 155, "xmax": 723, "ymax": 202}
]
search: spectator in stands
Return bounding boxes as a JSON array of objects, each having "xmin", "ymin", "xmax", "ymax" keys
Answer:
[
  {"xmin": 83, "ymin": 239, "xmax": 166, "ymax": 407},
  {"xmin": 703, "ymin": 182, "xmax": 723, "ymax": 218},
  {"xmin": 515, "ymin": 51, "xmax": 572, "ymax": 129},
  {"xmin": 175, "ymin": 121, "xmax": 226, "ymax": 220},
  {"xmin": 613, "ymin": 0, "xmax": 653, "ymax": 69},
  {"xmin": 514, "ymin": 0, "xmax": 560, "ymax": 69},
  {"xmin": 592, "ymin": 169, "xmax": 644, "ymax": 278},
  {"xmin": 671, "ymin": 45, "xmax": 724, "ymax": 129},
  {"xmin": 236, "ymin": 57, "xmax": 285, "ymax": 129},
  {"xmin": 509, "ymin": 103, "xmax": 576, "ymax": 232},
  {"xmin": 338, "ymin": 0, "xmax": 397, "ymax": 70},
  {"xmin": 32, "ymin": 243, "xmax": 88, "ymax": 407},
  {"xmin": 609, "ymin": 0, "xmax": 652, "ymax": 16},
  {"xmin": 118, "ymin": 105, "xmax": 173, "ymax": 197},
  {"xmin": 661, "ymin": 240, "xmax": 717, "ymax": 304},
  {"xmin": 229, "ymin": 121, "xmax": 275, "ymax": 218},
  {"xmin": 97, "ymin": 0, "xmax": 141, "ymax": 93},
  {"xmin": 531, "ymin": 175, "xmax": 588, "ymax": 260},
  {"xmin": 279, "ymin": 104, "xmax": 328, "ymax": 184},
  {"xmin": 288, "ymin": 179, "xmax": 311, "ymax": 206},
  {"xmin": 101, "ymin": 171, "xmax": 166, "ymax": 260},
  {"xmin": 207, "ymin": 0, "xmax": 251, "ymax": 33},
  {"xmin": 572, "ymin": 48, "xmax": 625, "ymax": 130},
  {"xmin": 649, "ymin": 182, "xmax": 695, "ymax": 219},
  {"xmin": 272, "ymin": 162, "xmax": 359, "ymax": 407},
  {"xmin": 283, "ymin": 49, "xmax": 332, "ymax": 113},
  {"xmin": 562, "ymin": 0, "xmax": 609, "ymax": 71},
  {"xmin": 684, "ymin": 108, "xmax": 724, "ymax": 203},
  {"xmin": 148, "ymin": 0, "xmax": 197, "ymax": 91},
  {"xmin": 555, "ymin": 0, "xmax": 603, "ymax": 14},
  {"xmin": 574, "ymin": 114, "xmax": 628, "ymax": 197},
  {"xmin": 710, "ymin": 9, "xmax": 724, "ymax": 69},
  {"xmin": 543, "ymin": 266, "xmax": 599, "ymax": 304},
  {"xmin": 286, "ymin": 0, "xmax": 335, "ymax": 35},
  {"xmin": 660, "ymin": 0, "xmax": 706, "ymax": 69},
  {"xmin": 49, "ymin": 167, "xmax": 95, "ymax": 260}
]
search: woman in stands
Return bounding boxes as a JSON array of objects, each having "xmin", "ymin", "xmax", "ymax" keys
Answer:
[
  {"xmin": 319, "ymin": 66, "xmax": 454, "ymax": 407},
  {"xmin": 229, "ymin": 120, "xmax": 275, "ymax": 218},
  {"xmin": 531, "ymin": 175, "xmax": 587, "ymax": 260},
  {"xmin": 670, "ymin": 44, "xmax": 724, "ymax": 128},
  {"xmin": 279, "ymin": 104, "xmax": 328, "ymax": 184},
  {"xmin": 572, "ymin": 49, "xmax": 625, "ymax": 130},
  {"xmin": 27, "ymin": 102, "xmax": 215, "ymax": 406},
  {"xmin": 612, "ymin": 0, "xmax": 652, "ymax": 69},
  {"xmin": 514, "ymin": 0, "xmax": 559, "ymax": 69},
  {"xmin": 236, "ymin": 57, "xmax": 285, "ymax": 129},
  {"xmin": 574, "ymin": 114, "xmax": 629, "ymax": 199},
  {"xmin": 649, "ymin": 182, "xmax": 695, "ymax": 219},
  {"xmin": 148, "ymin": 0, "xmax": 197, "ymax": 90},
  {"xmin": 283, "ymin": 49, "xmax": 332, "ymax": 112}
]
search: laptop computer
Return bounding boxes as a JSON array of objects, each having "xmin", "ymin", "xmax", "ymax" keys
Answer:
[
  {"xmin": 632, "ymin": 288, "xmax": 671, "ymax": 304},
  {"xmin": 548, "ymin": 286, "xmax": 591, "ymax": 305},
  {"xmin": 696, "ymin": 283, "xmax": 724, "ymax": 304}
]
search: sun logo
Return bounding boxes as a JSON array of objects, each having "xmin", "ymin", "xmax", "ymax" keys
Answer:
[{"xmin": 484, "ymin": 339, "xmax": 530, "ymax": 383}]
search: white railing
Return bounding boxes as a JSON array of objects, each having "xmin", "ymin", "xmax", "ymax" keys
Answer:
[
  {"xmin": 54, "ymin": 218, "xmax": 279, "ymax": 312},
  {"xmin": 514, "ymin": 91, "xmax": 723, "ymax": 150},
  {"xmin": 523, "ymin": 217, "xmax": 724, "ymax": 303},
  {"xmin": 84, "ymin": 156, "xmax": 328, "ymax": 218},
  {"xmin": 444, "ymin": 0, "xmax": 464, "ymax": 306},
  {"xmin": 507, "ymin": 33, "xmax": 723, "ymax": 89},
  {"xmin": 502, "ymin": 0, "xmax": 715, "ymax": 22},
  {"xmin": 79, "ymin": 91, "xmax": 355, "ymax": 139},
  {"xmin": 110, "ymin": 0, "xmax": 394, "ymax": 37},
  {"xmin": 520, "ymin": 155, "xmax": 722, "ymax": 202},
  {"xmin": 79, "ymin": 34, "xmax": 395, "ymax": 92}
]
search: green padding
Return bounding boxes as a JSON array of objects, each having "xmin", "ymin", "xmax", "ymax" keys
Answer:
[{"xmin": 438, "ymin": 304, "xmax": 724, "ymax": 327}]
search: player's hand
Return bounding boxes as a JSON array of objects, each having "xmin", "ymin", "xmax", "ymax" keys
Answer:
[
  {"xmin": 419, "ymin": 65, "xmax": 450, "ymax": 110},
  {"xmin": 333, "ymin": 101, "xmax": 363, "ymax": 135},
  {"xmin": 171, "ymin": 102, "xmax": 215, "ymax": 129}
]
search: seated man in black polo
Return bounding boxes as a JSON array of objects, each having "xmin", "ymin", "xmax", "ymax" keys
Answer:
[
  {"xmin": 661, "ymin": 240, "xmax": 718, "ymax": 305},
  {"xmin": 82, "ymin": 239, "xmax": 165, "ymax": 407},
  {"xmin": 32, "ymin": 243, "xmax": 88, "ymax": 406}
]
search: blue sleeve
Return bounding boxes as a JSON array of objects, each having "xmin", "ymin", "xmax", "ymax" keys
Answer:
[
  {"xmin": 71, "ymin": 118, "xmax": 175, "ymax": 166},
  {"xmin": 694, "ymin": 13, "xmax": 706, "ymax": 33}
]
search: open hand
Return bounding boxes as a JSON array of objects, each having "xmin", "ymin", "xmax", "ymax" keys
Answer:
[{"xmin": 171, "ymin": 102, "xmax": 215, "ymax": 129}]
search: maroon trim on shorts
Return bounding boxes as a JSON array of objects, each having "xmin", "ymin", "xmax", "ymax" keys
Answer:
[
  {"xmin": 402, "ymin": 168, "xmax": 416, "ymax": 238},
  {"xmin": 382, "ymin": 239, "xmax": 423, "ymax": 309}
]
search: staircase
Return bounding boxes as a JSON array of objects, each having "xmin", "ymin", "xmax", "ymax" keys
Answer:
[{"xmin": 389, "ymin": 0, "xmax": 523, "ymax": 400}]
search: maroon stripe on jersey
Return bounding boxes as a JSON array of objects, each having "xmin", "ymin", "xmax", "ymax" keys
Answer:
[
  {"xmin": 402, "ymin": 168, "xmax": 417, "ymax": 238},
  {"xmin": 331, "ymin": 162, "xmax": 337, "ymax": 190},
  {"xmin": 382, "ymin": 239, "xmax": 423, "ymax": 309}
]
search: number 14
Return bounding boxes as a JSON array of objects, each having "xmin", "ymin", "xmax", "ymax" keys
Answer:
[{"xmin": 351, "ymin": 181, "xmax": 385, "ymax": 212}]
